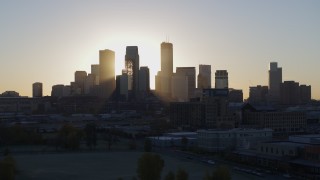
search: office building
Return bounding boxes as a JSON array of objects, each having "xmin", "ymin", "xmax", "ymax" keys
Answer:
[
  {"xmin": 198, "ymin": 64, "xmax": 211, "ymax": 89},
  {"xmin": 171, "ymin": 73, "xmax": 189, "ymax": 102},
  {"xmin": 156, "ymin": 42, "xmax": 173, "ymax": 98},
  {"xmin": 63, "ymin": 85, "xmax": 71, "ymax": 97},
  {"xmin": 139, "ymin": 66, "xmax": 150, "ymax": 93},
  {"xmin": 99, "ymin": 49, "xmax": 115, "ymax": 98},
  {"xmin": 248, "ymin": 85, "xmax": 268, "ymax": 104},
  {"xmin": 74, "ymin": 71, "xmax": 87, "ymax": 94},
  {"xmin": 170, "ymin": 89, "xmax": 235, "ymax": 129},
  {"xmin": 215, "ymin": 70, "xmax": 228, "ymax": 89},
  {"xmin": 32, "ymin": 82, "xmax": 43, "ymax": 98},
  {"xmin": 176, "ymin": 67, "xmax": 196, "ymax": 99},
  {"xmin": 268, "ymin": 62, "xmax": 282, "ymax": 102},
  {"xmin": 84, "ymin": 74, "xmax": 95, "ymax": 95},
  {"xmin": 125, "ymin": 46, "xmax": 140, "ymax": 99},
  {"xmin": 242, "ymin": 104, "xmax": 307, "ymax": 134},
  {"xmin": 51, "ymin": 84, "xmax": 65, "ymax": 98},
  {"xmin": 280, "ymin": 81, "xmax": 300, "ymax": 105},
  {"xmin": 91, "ymin": 64, "xmax": 100, "ymax": 85},
  {"xmin": 300, "ymin": 85, "xmax": 311, "ymax": 104},
  {"xmin": 229, "ymin": 89, "xmax": 243, "ymax": 103}
]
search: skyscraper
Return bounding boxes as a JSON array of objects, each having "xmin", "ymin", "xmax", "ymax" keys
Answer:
[
  {"xmin": 249, "ymin": 85, "xmax": 269, "ymax": 104},
  {"xmin": 198, "ymin": 64, "xmax": 211, "ymax": 89},
  {"xmin": 171, "ymin": 73, "xmax": 189, "ymax": 102},
  {"xmin": 99, "ymin": 49, "xmax": 115, "ymax": 98},
  {"xmin": 280, "ymin": 81, "xmax": 300, "ymax": 105},
  {"xmin": 300, "ymin": 85, "xmax": 311, "ymax": 104},
  {"xmin": 91, "ymin": 64, "xmax": 100, "ymax": 85},
  {"xmin": 32, "ymin": 82, "xmax": 43, "ymax": 98},
  {"xmin": 161, "ymin": 42, "xmax": 173, "ymax": 76},
  {"xmin": 75, "ymin": 71, "xmax": 87, "ymax": 94},
  {"xmin": 139, "ymin": 66, "xmax": 150, "ymax": 93},
  {"xmin": 268, "ymin": 62, "xmax": 282, "ymax": 102},
  {"xmin": 215, "ymin": 70, "xmax": 228, "ymax": 89},
  {"xmin": 176, "ymin": 67, "xmax": 196, "ymax": 100},
  {"xmin": 125, "ymin": 46, "xmax": 139, "ymax": 99},
  {"xmin": 155, "ymin": 42, "xmax": 173, "ymax": 99}
]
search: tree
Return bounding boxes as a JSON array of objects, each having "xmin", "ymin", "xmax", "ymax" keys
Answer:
[
  {"xmin": 164, "ymin": 171, "xmax": 175, "ymax": 180},
  {"xmin": 144, "ymin": 138, "xmax": 152, "ymax": 152},
  {"xmin": 58, "ymin": 124, "xmax": 83, "ymax": 150},
  {"xmin": 137, "ymin": 153, "xmax": 164, "ymax": 180},
  {"xmin": 176, "ymin": 168, "xmax": 188, "ymax": 180},
  {"xmin": 203, "ymin": 166, "xmax": 231, "ymax": 180},
  {"xmin": 0, "ymin": 155, "xmax": 16, "ymax": 180}
]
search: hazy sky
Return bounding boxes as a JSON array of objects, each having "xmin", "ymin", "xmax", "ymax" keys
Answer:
[{"xmin": 0, "ymin": 0, "xmax": 319, "ymax": 99}]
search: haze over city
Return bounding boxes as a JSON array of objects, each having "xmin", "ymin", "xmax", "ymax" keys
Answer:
[{"xmin": 1, "ymin": 0, "xmax": 320, "ymax": 99}]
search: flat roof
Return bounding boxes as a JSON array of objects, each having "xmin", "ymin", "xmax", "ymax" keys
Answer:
[{"xmin": 264, "ymin": 141, "xmax": 305, "ymax": 147}]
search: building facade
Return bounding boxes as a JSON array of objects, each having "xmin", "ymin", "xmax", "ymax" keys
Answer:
[
  {"xmin": 99, "ymin": 49, "xmax": 115, "ymax": 98},
  {"xmin": 198, "ymin": 64, "xmax": 211, "ymax": 89},
  {"xmin": 268, "ymin": 62, "xmax": 282, "ymax": 103},
  {"xmin": 157, "ymin": 42, "xmax": 173, "ymax": 98},
  {"xmin": 125, "ymin": 46, "xmax": 140, "ymax": 99},
  {"xmin": 249, "ymin": 85, "xmax": 268, "ymax": 105},
  {"xmin": 197, "ymin": 128, "xmax": 273, "ymax": 152},
  {"xmin": 176, "ymin": 67, "xmax": 196, "ymax": 100},
  {"xmin": 215, "ymin": 70, "xmax": 228, "ymax": 89},
  {"xmin": 32, "ymin": 82, "xmax": 43, "ymax": 98}
]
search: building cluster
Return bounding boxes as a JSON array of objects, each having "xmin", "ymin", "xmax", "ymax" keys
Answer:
[
  {"xmin": 248, "ymin": 62, "xmax": 311, "ymax": 106},
  {"xmin": 50, "ymin": 47, "xmax": 150, "ymax": 101}
]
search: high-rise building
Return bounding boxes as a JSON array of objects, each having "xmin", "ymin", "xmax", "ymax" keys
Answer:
[
  {"xmin": 171, "ymin": 73, "xmax": 189, "ymax": 102},
  {"xmin": 75, "ymin": 71, "xmax": 87, "ymax": 94},
  {"xmin": 215, "ymin": 70, "xmax": 228, "ymax": 89},
  {"xmin": 51, "ymin": 84, "xmax": 65, "ymax": 98},
  {"xmin": 99, "ymin": 49, "xmax": 115, "ymax": 98},
  {"xmin": 198, "ymin": 65, "xmax": 211, "ymax": 89},
  {"xmin": 125, "ymin": 46, "xmax": 139, "ymax": 99},
  {"xmin": 91, "ymin": 64, "xmax": 100, "ymax": 85},
  {"xmin": 139, "ymin": 66, "xmax": 150, "ymax": 93},
  {"xmin": 300, "ymin": 85, "xmax": 311, "ymax": 104},
  {"xmin": 280, "ymin": 81, "xmax": 300, "ymax": 105},
  {"xmin": 63, "ymin": 85, "xmax": 71, "ymax": 97},
  {"xmin": 32, "ymin": 82, "xmax": 43, "ymax": 98},
  {"xmin": 161, "ymin": 42, "xmax": 173, "ymax": 77},
  {"xmin": 115, "ymin": 70, "xmax": 129, "ymax": 101},
  {"xmin": 229, "ymin": 89, "xmax": 243, "ymax": 103},
  {"xmin": 84, "ymin": 74, "xmax": 95, "ymax": 95},
  {"xmin": 176, "ymin": 67, "xmax": 196, "ymax": 100},
  {"xmin": 155, "ymin": 42, "xmax": 173, "ymax": 99},
  {"xmin": 268, "ymin": 62, "xmax": 282, "ymax": 103},
  {"xmin": 249, "ymin": 85, "xmax": 269, "ymax": 104}
]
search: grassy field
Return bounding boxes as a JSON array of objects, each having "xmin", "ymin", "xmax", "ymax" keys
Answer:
[{"xmin": 14, "ymin": 151, "xmax": 262, "ymax": 180}]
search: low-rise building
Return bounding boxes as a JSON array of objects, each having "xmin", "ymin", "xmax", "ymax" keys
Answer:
[{"xmin": 197, "ymin": 128, "xmax": 273, "ymax": 152}]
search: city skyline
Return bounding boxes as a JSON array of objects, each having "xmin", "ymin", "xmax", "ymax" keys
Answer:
[{"xmin": 0, "ymin": 1, "xmax": 319, "ymax": 99}]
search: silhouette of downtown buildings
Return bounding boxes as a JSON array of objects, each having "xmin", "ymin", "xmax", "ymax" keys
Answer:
[{"xmin": 51, "ymin": 46, "xmax": 150, "ymax": 102}]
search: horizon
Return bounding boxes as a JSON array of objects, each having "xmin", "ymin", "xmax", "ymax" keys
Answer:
[{"xmin": 1, "ymin": 0, "xmax": 319, "ymax": 99}]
